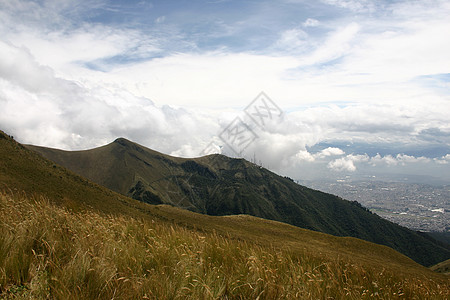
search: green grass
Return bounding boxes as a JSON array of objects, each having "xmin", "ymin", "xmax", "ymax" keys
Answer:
[{"xmin": 1, "ymin": 191, "xmax": 449, "ymax": 299}]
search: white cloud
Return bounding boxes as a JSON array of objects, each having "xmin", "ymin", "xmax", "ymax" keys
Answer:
[
  {"xmin": 0, "ymin": 40, "xmax": 61, "ymax": 93},
  {"xmin": 101, "ymin": 52, "xmax": 299, "ymax": 108},
  {"xmin": 0, "ymin": 36, "xmax": 447, "ymax": 168},
  {"xmin": 0, "ymin": 41, "xmax": 219, "ymax": 152},
  {"xmin": 274, "ymin": 28, "xmax": 308, "ymax": 52},
  {"xmin": 291, "ymin": 147, "xmax": 345, "ymax": 164},
  {"xmin": 395, "ymin": 154, "xmax": 430, "ymax": 165},
  {"xmin": 319, "ymin": 147, "xmax": 345, "ymax": 157},
  {"xmin": 287, "ymin": 100, "xmax": 450, "ymax": 147},
  {"xmin": 370, "ymin": 154, "xmax": 398, "ymax": 166},
  {"xmin": 2, "ymin": 0, "xmax": 449, "ymax": 112},
  {"xmin": 295, "ymin": 150, "xmax": 315, "ymax": 162},
  {"xmin": 5, "ymin": 26, "xmax": 160, "ymax": 74},
  {"xmin": 328, "ymin": 157, "xmax": 356, "ymax": 172},
  {"xmin": 294, "ymin": 22, "xmax": 360, "ymax": 67},
  {"xmin": 369, "ymin": 154, "xmax": 431, "ymax": 167},
  {"xmin": 292, "ymin": 147, "xmax": 345, "ymax": 165},
  {"xmin": 155, "ymin": 16, "xmax": 166, "ymax": 24},
  {"xmin": 320, "ymin": 0, "xmax": 376, "ymax": 12},
  {"xmin": 302, "ymin": 18, "xmax": 320, "ymax": 28},
  {"xmin": 327, "ymin": 154, "xmax": 369, "ymax": 172},
  {"xmin": 327, "ymin": 153, "xmax": 435, "ymax": 172},
  {"xmin": 434, "ymin": 154, "xmax": 450, "ymax": 165}
]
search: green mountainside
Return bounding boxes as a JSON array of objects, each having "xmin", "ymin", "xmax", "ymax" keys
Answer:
[
  {"xmin": 26, "ymin": 137, "xmax": 450, "ymax": 267},
  {"xmin": 1, "ymin": 130, "xmax": 449, "ymax": 298}
]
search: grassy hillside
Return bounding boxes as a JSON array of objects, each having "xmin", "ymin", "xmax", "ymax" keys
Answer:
[
  {"xmin": 1, "ymin": 130, "xmax": 449, "ymax": 298},
  {"xmin": 27, "ymin": 138, "xmax": 450, "ymax": 266},
  {"xmin": 1, "ymin": 191, "xmax": 449, "ymax": 299},
  {"xmin": 431, "ymin": 259, "xmax": 450, "ymax": 275}
]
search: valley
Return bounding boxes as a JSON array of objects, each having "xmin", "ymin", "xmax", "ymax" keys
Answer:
[{"xmin": 300, "ymin": 180, "xmax": 449, "ymax": 233}]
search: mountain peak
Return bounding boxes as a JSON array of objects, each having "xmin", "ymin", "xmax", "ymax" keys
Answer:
[
  {"xmin": 112, "ymin": 137, "xmax": 139, "ymax": 149},
  {"xmin": 113, "ymin": 137, "xmax": 131, "ymax": 144}
]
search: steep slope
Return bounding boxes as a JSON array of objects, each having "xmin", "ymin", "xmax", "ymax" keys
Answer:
[{"xmin": 26, "ymin": 137, "xmax": 450, "ymax": 267}]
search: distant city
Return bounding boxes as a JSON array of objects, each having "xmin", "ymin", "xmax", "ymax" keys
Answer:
[{"xmin": 300, "ymin": 179, "xmax": 449, "ymax": 233}]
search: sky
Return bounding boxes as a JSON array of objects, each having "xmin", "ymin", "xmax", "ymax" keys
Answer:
[{"xmin": 0, "ymin": 0, "xmax": 449, "ymax": 183}]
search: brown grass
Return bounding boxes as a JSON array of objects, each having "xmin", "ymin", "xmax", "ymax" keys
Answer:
[{"xmin": 1, "ymin": 190, "xmax": 448, "ymax": 299}]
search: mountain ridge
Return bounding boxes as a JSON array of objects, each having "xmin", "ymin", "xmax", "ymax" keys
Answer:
[
  {"xmin": 1, "ymin": 129, "xmax": 450, "ymax": 298},
  {"xmin": 26, "ymin": 137, "xmax": 450, "ymax": 266},
  {"xmin": 1, "ymin": 129, "xmax": 442, "ymax": 274}
]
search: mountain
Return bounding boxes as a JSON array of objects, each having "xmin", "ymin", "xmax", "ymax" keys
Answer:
[
  {"xmin": 429, "ymin": 231, "xmax": 450, "ymax": 246},
  {"xmin": 1, "ymin": 130, "xmax": 449, "ymax": 298},
  {"xmin": 26, "ymin": 137, "xmax": 450, "ymax": 267}
]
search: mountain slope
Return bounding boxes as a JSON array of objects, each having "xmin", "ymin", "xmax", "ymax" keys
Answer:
[
  {"xmin": 3, "ymin": 191, "xmax": 448, "ymax": 298},
  {"xmin": 1, "ymin": 129, "xmax": 449, "ymax": 298},
  {"xmin": 26, "ymin": 137, "xmax": 450, "ymax": 267},
  {"xmin": 431, "ymin": 259, "xmax": 450, "ymax": 275}
]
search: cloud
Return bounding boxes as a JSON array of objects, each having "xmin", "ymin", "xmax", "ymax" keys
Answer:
[
  {"xmin": 395, "ymin": 154, "xmax": 430, "ymax": 165},
  {"xmin": 302, "ymin": 18, "xmax": 320, "ymax": 28},
  {"xmin": 0, "ymin": 0, "xmax": 449, "ymax": 183},
  {"xmin": 319, "ymin": 147, "xmax": 345, "ymax": 157},
  {"xmin": 0, "ymin": 36, "xmax": 447, "ymax": 170},
  {"xmin": 369, "ymin": 154, "xmax": 431, "ymax": 166},
  {"xmin": 274, "ymin": 28, "xmax": 308, "ymax": 52},
  {"xmin": 98, "ymin": 52, "xmax": 299, "ymax": 107},
  {"xmin": 294, "ymin": 22, "xmax": 360, "ymax": 67},
  {"xmin": 292, "ymin": 147, "xmax": 345, "ymax": 164},
  {"xmin": 370, "ymin": 154, "xmax": 397, "ymax": 166},
  {"xmin": 0, "ymin": 41, "xmax": 219, "ymax": 152},
  {"xmin": 0, "ymin": 40, "xmax": 63, "ymax": 93},
  {"xmin": 5, "ymin": 25, "xmax": 161, "ymax": 73},
  {"xmin": 320, "ymin": 0, "xmax": 376, "ymax": 12},
  {"xmin": 0, "ymin": 0, "xmax": 106, "ymax": 32},
  {"xmin": 328, "ymin": 157, "xmax": 356, "ymax": 172},
  {"xmin": 155, "ymin": 16, "xmax": 166, "ymax": 24},
  {"xmin": 295, "ymin": 150, "xmax": 315, "ymax": 162},
  {"xmin": 327, "ymin": 154, "xmax": 369, "ymax": 172},
  {"xmin": 2, "ymin": 0, "xmax": 450, "ymax": 111},
  {"xmin": 326, "ymin": 153, "xmax": 435, "ymax": 172},
  {"xmin": 434, "ymin": 154, "xmax": 450, "ymax": 165}
]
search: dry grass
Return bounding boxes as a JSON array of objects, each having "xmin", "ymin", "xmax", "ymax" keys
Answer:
[{"xmin": 0, "ymin": 191, "xmax": 448, "ymax": 299}]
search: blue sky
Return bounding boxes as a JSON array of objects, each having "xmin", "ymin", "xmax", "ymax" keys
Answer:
[{"xmin": 0, "ymin": 0, "xmax": 449, "ymax": 182}]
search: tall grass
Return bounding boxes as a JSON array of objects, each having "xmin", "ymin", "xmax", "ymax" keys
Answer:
[{"xmin": 0, "ymin": 191, "xmax": 448, "ymax": 299}]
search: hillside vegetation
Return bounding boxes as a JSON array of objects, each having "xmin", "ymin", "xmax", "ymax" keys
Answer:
[
  {"xmin": 431, "ymin": 259, "xmax": 450, "ymax": 275},
  {"xmin": 1, "ymin": 191, "xmax": 449, "ymax": 299},
  {"xmin": 27, "ymin": 138, "xmax": 450, "ymax": 266}
]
